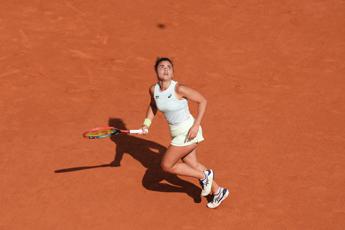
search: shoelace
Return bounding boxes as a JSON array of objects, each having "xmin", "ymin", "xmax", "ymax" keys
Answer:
[
  {"xmin": 213, "ymin": 189, "xmax": 224, "ymax": 203},
  {"xmin": 199, "ymin": 178, "xmax": 209, "ymax": 188},
  {"xmin": 200, "ymin": 171, "xmax": 210, "ymax": 188}
]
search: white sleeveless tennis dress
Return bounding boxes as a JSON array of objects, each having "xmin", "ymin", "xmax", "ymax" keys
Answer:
[{"xmin": 154, "ymin": 80, "xmax": 204, "ymax": 146}]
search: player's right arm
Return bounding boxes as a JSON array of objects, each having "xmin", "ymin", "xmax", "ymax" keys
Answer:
[{"xmin": 141, "ymin": 85, "xmax": 157, "ymax": 133}]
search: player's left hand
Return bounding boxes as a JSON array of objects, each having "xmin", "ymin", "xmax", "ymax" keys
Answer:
[{"xmin": 186, "ymin": 124, "xmax": 199, "ymax": 142}]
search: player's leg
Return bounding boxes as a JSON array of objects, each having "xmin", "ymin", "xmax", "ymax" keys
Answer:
[
  {"xmin": 161, "ymin": 144, "xmax": 204, "ymax": 179},
  {"xmin": 161, "ymin": 144, "xmax": 214, "ymax": 196},
  {"xmin": 182, "ymin": 149, "xmax": 230, "ymax": 208},
  {"xmin": 182, "ymin": 149, "xmax": 220, "ymax": 194}
]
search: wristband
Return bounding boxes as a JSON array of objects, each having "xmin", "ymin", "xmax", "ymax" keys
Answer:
[{"xmin": 143, "ymin": 118, "xmax": 152, "ymax": 128}]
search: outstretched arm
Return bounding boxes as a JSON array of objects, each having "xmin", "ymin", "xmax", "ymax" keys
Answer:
[{"xmin": 142, "ymin": 86, "xmax": 158, "ymax": 132}]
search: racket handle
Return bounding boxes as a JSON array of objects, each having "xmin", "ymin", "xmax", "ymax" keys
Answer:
[{"xmin": 129, "ymin": 129, "xmax": 144, "ymax": 134}]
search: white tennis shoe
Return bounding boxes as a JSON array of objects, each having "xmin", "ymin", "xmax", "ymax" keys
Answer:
[
  {"xmin": 200, "ymin": 169, "xmax": 214, "ymax": 196},
  {"xmin": 207, "ymin": 187, "xmax": 229, "ymax": 209}
]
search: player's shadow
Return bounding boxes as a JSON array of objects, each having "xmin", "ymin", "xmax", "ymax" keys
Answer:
[
  {"xmin": 108, "ymin": 118, "xmax": 201, "ymax": 203},
  {"xmin": 54, "ymin": 118, "xmax": 201, "ymax": 203}
]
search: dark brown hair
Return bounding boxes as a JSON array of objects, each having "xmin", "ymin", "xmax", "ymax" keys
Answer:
[{"xmin": 154, "ymin": 57, "xmax": 174, "ymax": 73}]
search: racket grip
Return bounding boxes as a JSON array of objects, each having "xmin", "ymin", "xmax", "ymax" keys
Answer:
[{"xmin": 129, "ymin": 129, "xmax": 144, "ymax": 134}]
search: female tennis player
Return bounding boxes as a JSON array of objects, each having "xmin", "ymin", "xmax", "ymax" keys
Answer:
[{"xmin": 140, "ymin": 57, "xmax": 229, "ymax": 208}]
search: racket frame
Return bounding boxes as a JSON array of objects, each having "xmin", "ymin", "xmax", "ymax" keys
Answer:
[{"xmin": 83, "ymin": 126, "xmax": 143, "ymax": 139}]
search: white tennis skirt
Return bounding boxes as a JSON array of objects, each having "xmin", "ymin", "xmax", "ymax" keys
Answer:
[{"xmin": 169, "ymin": 116, "xmax": 205, "ymax": 146}]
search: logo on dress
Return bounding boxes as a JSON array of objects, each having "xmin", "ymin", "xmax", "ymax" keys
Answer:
[{"xmin": 168, "ymin": 94, "xmax": 172, "ymax": 98}]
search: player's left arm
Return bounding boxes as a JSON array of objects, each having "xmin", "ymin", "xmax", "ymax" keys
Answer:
[{"xmin": 176, "ymin": 84, "xmax": 207, "ymax": 139}]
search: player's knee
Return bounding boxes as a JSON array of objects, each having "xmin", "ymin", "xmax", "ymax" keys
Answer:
[{"xmin": 161, "ymin": 161, "xmax": 172, "ymax": 172}]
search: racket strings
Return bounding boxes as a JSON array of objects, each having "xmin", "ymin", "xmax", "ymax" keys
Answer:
[
  {"xmin": 84, "ymin": 128, "xmax": 117, "ymax": 139},
  {"xmin": 87, "ymin": 130, "xmax": 114, "ymax": 137}
]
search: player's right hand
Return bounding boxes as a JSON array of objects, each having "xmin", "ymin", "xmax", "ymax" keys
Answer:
[{"xmin": 141, "ymin": 126, "xmax": 149, "ymax": 135}]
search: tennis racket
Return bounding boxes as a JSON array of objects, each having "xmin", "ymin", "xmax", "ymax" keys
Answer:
[{"xmin": 83, "ymin": 126, "xmax": 145, "ymax": 139}]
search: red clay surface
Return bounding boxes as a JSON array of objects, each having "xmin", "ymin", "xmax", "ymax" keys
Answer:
[{"xmin": 1, "ymin": 0, "xmax": 345, "ymax": 229}]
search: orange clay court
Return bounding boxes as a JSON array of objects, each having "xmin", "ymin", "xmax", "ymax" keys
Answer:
[{"xmin": 1, "ymin": 0, "xmax": 344, "ymax": 229}]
